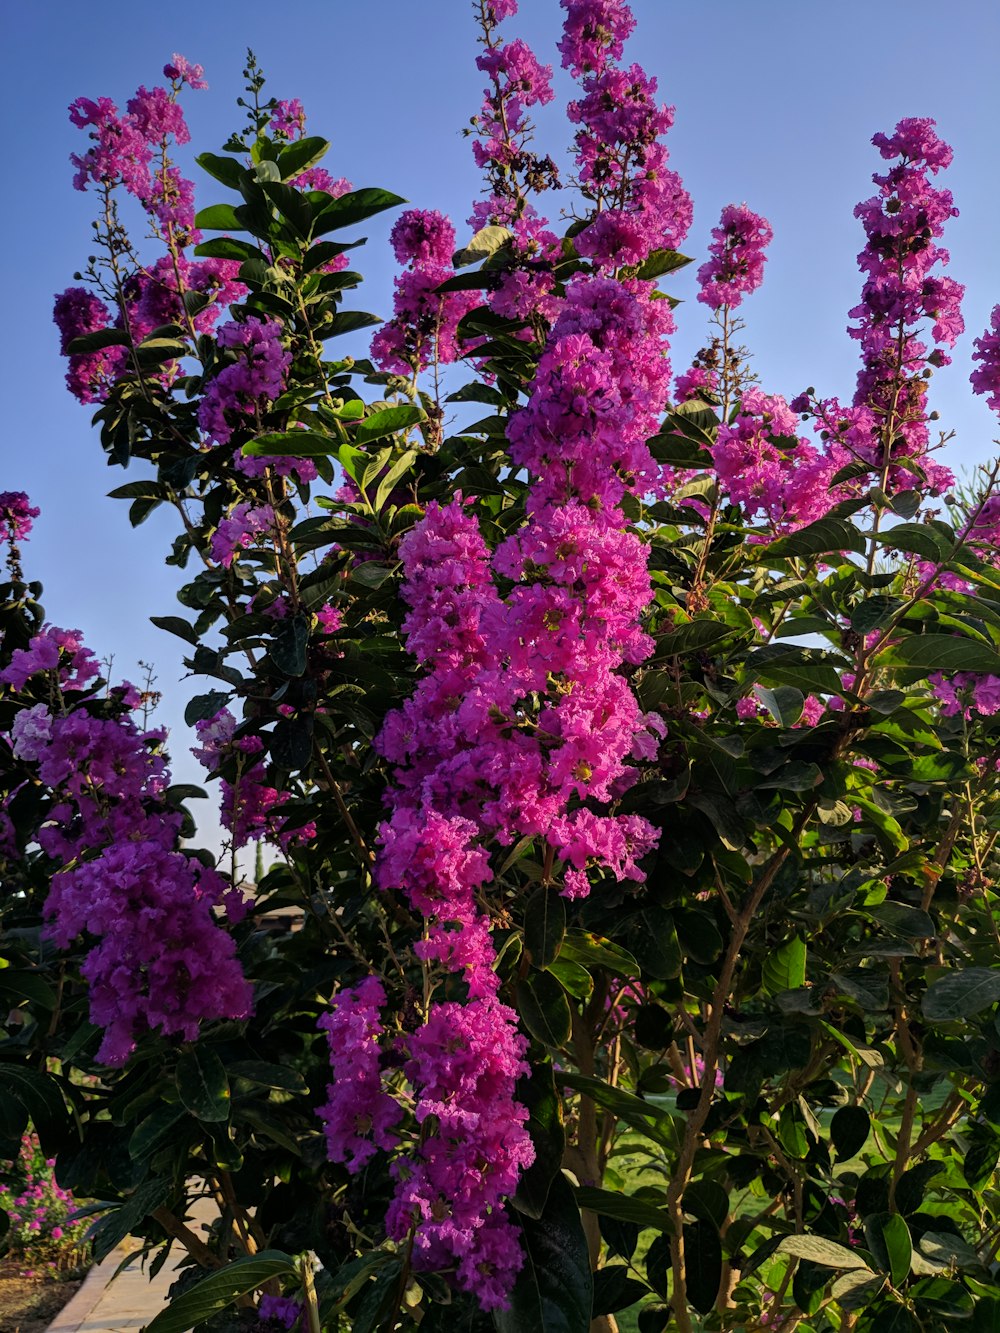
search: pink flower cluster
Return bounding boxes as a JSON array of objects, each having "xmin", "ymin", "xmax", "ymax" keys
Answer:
[
  {"xmin": 316, "ymin": 977, "xmax": 401, "ymax": 1170},
  {"xmin": 0, "ymin": 1134, "xmax": 88, "ymax": 1257},
  {"xmin": 192, "ymin": 707, "xmax": 315, "ymax": 850},
  {"xmin": 269, "ymin": 98, "xmax": 306, "ymax": 140},
  {"xmin": 564, "ymin": 0, "xmax": 691, "ymax": 269},
  {"xmin": 364, "ymin": 100, "xmax": 680, "ymax": 1292},
  {"xmin": 697, "ymin": 203, "xmax": 773, "ymax": 311},
  {"xmin": 845, "ymin": 118, "xmax": 963, "ymax": 488},
  {"xmin": 3, "ymin": 634, "xmax": 251, "ymax": 1065},
  {"xmin": 0, "ymin": 492, "xmax": 40, "ymax": 549},
  {"xmin": 370, "ymin": 209, "xmax": 479, "ymax": 375},
  {"xmin": 712, "ymin": 388, "xmax": 850, "ymax": 533},
  {"xmin": 56, "ymin": 57, "xmax": 250, "ymax": 405}
]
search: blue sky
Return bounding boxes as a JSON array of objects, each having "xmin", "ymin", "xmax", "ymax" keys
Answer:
[{"xmin": 4, "ymin": 0, "xmax": 1000, "ymax": 855}]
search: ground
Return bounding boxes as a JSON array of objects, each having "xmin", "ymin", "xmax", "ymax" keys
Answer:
[{"xmin": 0, "ymin": 1256, "xmax": 86, "ymax": 1333}]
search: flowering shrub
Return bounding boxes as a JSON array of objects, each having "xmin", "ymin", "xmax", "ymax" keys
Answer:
[
  {"xmin": 0, "ymin": 1134, "xmax": 90, "ymax": 1275},
  {"xmin": 3, "ymin": 3, "xmax": 1000, "ymax": 1331}
]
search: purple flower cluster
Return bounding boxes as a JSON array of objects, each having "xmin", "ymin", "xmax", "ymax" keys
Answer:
[
  {"xmin": 196, "ymin": 318, "xmax": 309, "ymax": 476},
  {"xmin": 3, "ymin": 637, "xmax": 251, "ymax": 1065},
  {"xmin": 0, "ymin": 492, "xmax": 40, "ymax": 549},
  {"xmin": 371, "ymin": 209, "xmax": 479, "ymax": 375},
  {"xmin": 696, "ymin": 203, "xmax": 773, "ymax": 310},
  {"xmin": 971, "ymin": 305, "xmax": 1000, "ymax": 413},
  {"xmin": 191, "ymin": 706, "xmax": 315, "ymax": 850},
  {"xmin": 210, "ymin": 502, "xmax": 276, "ymax": 568},
  {"xmin": 563, "ymin": 0, "xmax": 692, "ymax": 269},
  {"xmin": 930, "ymin": 672, "xmax": 1000, "ymax": 720}
]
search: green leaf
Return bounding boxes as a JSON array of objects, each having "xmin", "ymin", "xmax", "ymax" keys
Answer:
[
  {"xmin": 194, "ymin": 203, "xmax": 246, "ymax": 231},
  {"xmin": 874, "ymin": 522, "xmax": 953, "ymax": 561},
  {"xmin": 194, "ymin": 237, "xmax": 267, "ymax": 263},
  {"xmin": 558, "ymin": 931, "xmax": 639, "ymax": 977},
  {"xmin": 150, "ymin": 615, "xmax": 197, "ymax": 645},
  {"xmin": 657, "ymin": 619, "xmax": 739, "ymax": 658},
  {"xmin": 574, "ymin": 1188, "xmax": 673, "ymax": 1234},
  {"xmin": 865, "ymin": 1213, "xmax": 912, "ymax": 1287},
  {"xmin": 559, "ymin": 1074, "xmax": 679, "ymax": 1150},
  {"xmin": 277, "ymin": 136, "xmax": 331, "ymax": 180},
  {"xmin": 454, "ymin": 224, "xmax": 513, "ymax": 267},
  {"xmin": 494, "ymin": 1174, "xmax": 592, "ymax": 1333},
  {"xmin": 525, "ymin": 888, "xmax": 566, "ymax": 969},
  {"xmin": 831, "ymin": 1105, "xmax": 870, "ymax": 1159},
  {"xmin": 626, "ymin": 904, "xmax": 682, "ymax": 979},
  {"xmin": 176, "ymin": 1047, "xmax": 231, "ymax": 1123},
  {"xmin": 66, "ymin": 327, "xmax": 131, "ymax": 354},
  {"xmin": 513, "ymin": 1065, "xmax": 565, "ymax": 1220},
  {"xmin": 89, "ymin": 1177, "xmax": 172, "ymax": 1262},
  {"xmin": 518, "ymin": 970, "xmax": 572, "ymax": 1048},
  {"xmin": 876, "ymin": 635, "xmax": 1000, "ymax": 676},
  {"xmin": 311, "ymin": 187, "xmax": 406, "ymax": 236},
  {"xmin": 636, "ymin": 249, "xmax": 693, "ymax": 280},
  {"xmin": 592, "ymin": 1266, "xmax": 649, "ymax": 1316},
  {"xmin": 196, "ymin": 153, "xmax": 246, "ymax": 189},
  {"xmin": 756, "ymin": 685, "xmax": 804, "ymax": 727},
  {"xmin": 775, "ymin": 1235, "xmax": 871, "ymax": 1269},
  {"xmin": 762, "ymin": 517, "xmax": 866, "ymax": 559},
  {"xmin": 143, "ymin": 1253, "xmax": 297, "ymax": 1333},
  {"xmin": 829, "ymin": 1270, "xmax": 886, "ymax": 1311},
  {"xmin": 319, "ymin": 310, "xmax": 382, "ymax": 338},
  {"xmin": 269, "ymin": 615, "xmax": 309, "ymax": 677},
  {"xmin": 184, "ymin": 691, "xmax": 230, "ymax": 726},
  {"xmin": 763, "ymin": 937, "xmax": 807, "ymax": 995},
  {"xmin": 923, "ymin": 968, "xmax": 1000, "ymax": 1021},
  {"xmin": 684, "ymin": 1219, "xmax": 723, "ymax": 1314},
  {"xmin": 243, "ymin": 430, "xmax": 335, "ymax": 458},
  {"xmin": 356, "ymin": 404, "xmax": 426, "ymax": 444}
]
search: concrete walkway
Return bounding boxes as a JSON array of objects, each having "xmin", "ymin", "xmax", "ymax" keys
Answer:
[
  {"xmin": 46, "ymin": 1240, "xmax": 183, "ymax": 1333},
  {"xmin": 47, "ymin": 1202, "xmax": 215, "ymax": 1333}
]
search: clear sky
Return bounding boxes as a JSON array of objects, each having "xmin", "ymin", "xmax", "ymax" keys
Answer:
[{"xmin": 3, "ymin": 0, "xmax": 1000, "ymax": 855}]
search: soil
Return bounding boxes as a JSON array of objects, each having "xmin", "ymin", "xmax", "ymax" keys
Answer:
[{"xmin": 0, "ymin": 1257, "xmax": 86, "ymax": 1333}]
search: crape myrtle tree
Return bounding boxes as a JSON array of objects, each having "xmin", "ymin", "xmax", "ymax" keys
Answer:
[{"xmin": 3, "ymin": 0, "xmax": 1000, "ymax": 1329}]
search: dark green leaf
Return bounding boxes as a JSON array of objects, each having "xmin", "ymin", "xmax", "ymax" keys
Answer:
[
  {"xmin": 762, "ymin": 517, "xmax": 866, "ymax": 559},
  {"xmin": 514, "ymin": 1065, "xmax": 565, "ymax": 1220},
  {"xmin": 243, "ymin": 430, "xmax": 334, "ymax": 458},
  {"xmin": 493, "ymin": 1173, "xmax": 592, "ymax": 1333},
  {"xmin": 176, "ymin": 1047, "xmax": 231, "ymax": 1123},
  {"xmin": 194, "ymin": 237, "xmax": 267, "ymax": 263},
  {"xmin": 518, "ymin": 970, "xmax": 572, "ymax": 1047},
  {"xmin": 90, "ymin": 1177, "xmax": 172, "ymax": 1262},
  {"xmin": 311, "ymin": 188, "xmax": 406, "ymax": 236},
  {"xmin": 865, "ymin": 1213, "xmax": 912, "ymax": 1287},
  {"xmin": 150, "ymin": 615, "xmax": 197, "ymax": 645},
  {"xmin": 876, "ymin": 635, "xmax": 1000, "ymax": 676},
  {"xmin": 184, "ymin": 691, "xmax": 230, "ymax": 726},
  {"xmin": 592, "ymin": 1266, "xmax": 648, "ymax": 1316},
  {"xmin": 684, "ymin": 1219, "xmax": 723, "ymax": 1314},
  {"xmin": 318, "ymin": 310, "xmax": 382, "ymax": 338},
  {"xmin": 143, "ymin": 1253, "xmax": 297, "ymax": 1333},
  {"xmin": 525, "ymin": 888, "xmax": 566, "ymax": 968},
  {"xmin": 228, "ymin": 1061, "xmax": 307, "ymax": 1093},
  {"xmin": 559, "ymin": 931, "xmax": 639, "ymax": 977},
  {"xmin": 575, "ymin": 1186, "xmax": 673, "ymax": 1234},
  {"xmin": 636, "ymin": 249, "xmax": 692, "ymax": 280},
  {"xmin": 831, "ymin": 1106, "xmax": 870, "ymax": 1159},
  {"xmin": 923, "ymin": 968, "xmax": 1000, "ymax": 1021},
  {"xmin": 269, "ymin": 615, "xmax": 309, "ymax": 677}
]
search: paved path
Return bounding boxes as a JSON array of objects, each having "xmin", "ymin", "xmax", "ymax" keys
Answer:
[{"xmin": 47, "ymin": 1203, "xmax": 215, "ymax": 1333}]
